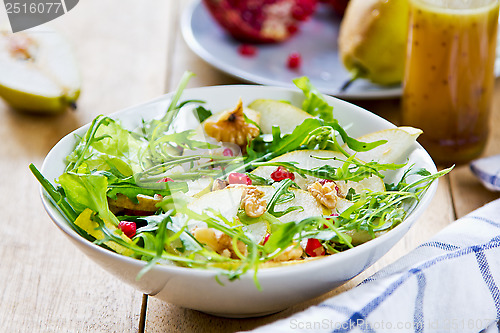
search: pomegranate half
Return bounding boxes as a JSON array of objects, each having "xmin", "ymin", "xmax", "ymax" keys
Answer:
[{"xmin": 203, "ymin": 0, "xmax": 318, "ymax": 43}]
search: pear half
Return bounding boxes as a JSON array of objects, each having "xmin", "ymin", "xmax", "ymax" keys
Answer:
[{"xmin": 0, "ymin": 27, "xmax": 81, "ymax": 114}]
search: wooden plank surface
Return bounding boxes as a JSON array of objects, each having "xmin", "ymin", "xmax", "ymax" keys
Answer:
[
  {"xmin": 0, "ymin": 0, "xmax": 173, "ymax": 331},
  {"xmin": 1, "ymin": 0, "xmax": 499, "ymax": 331}
]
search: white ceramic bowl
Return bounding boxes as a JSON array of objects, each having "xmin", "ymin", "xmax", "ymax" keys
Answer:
[{"xmin": 39, "ymin": 85, "xmax": 438, "ymax": 318}]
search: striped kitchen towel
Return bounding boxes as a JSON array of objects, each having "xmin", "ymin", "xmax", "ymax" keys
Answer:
[{"xmin": 248, "ymin": 199, "xmax": 500, "ymax": 333}]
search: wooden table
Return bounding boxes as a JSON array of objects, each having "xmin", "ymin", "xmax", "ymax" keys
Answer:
[{"xmin": 1, "ymin": 1, "xmax": 499, "ymax": 331}]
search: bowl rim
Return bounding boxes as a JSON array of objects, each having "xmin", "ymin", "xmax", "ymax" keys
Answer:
[{"xmin": 39, "ymin": 84, "xmax": 438, "ymax": 281}]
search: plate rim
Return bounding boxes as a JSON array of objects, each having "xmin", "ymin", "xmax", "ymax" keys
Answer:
[{"xmin": 180, "ymin": 0, "xmax": 405, "ymax": 100}]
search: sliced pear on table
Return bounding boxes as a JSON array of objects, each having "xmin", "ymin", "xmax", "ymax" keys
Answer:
[
  {"xmin": 0, "ymin": 27, "xmax": 80, "ymax": 114},
  {"xmin": 343, "ymin": 127, "xmax": 422, "ymax": 164},
  {"xmin": 247, "ymin": 99, "xmax": 312, "ymax": 134}
]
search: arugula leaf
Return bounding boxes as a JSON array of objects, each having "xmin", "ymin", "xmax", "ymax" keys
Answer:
[
  {"xmin": 253, "ymin": 157, "xmax": 405, "ymax": 183},
  {"xmin": 245, "ymin": 118, "xmax": 387, "ymax": 172},
  {"xmin": 193, "ymin": 105, "xmax": 212, "ymax": 123},
  {"xmin": 66, "ymin": 116, "xmax": 145, "ymax": 175},
  {"xmin": 266, "ymin": 179, "xmax": 303, "ymax": 218},
  {"xmin": 106, "ymin": 182, "xmax": 188, "ymax": 203},
  {"xmin": 57, "ymin": 172, "xmax": 120, "ymax": 226},
  {"xmin": 138, "ymin": 71, "xmax": 196, "ymax": 140},
  {"xmin": 29, "ymin": 164, "xmax": 78, "ymax": 223},
  {"xmin": 293, "ymin": 76, "xmax": 334, "ymax": 122},
  {"xmin": 246, "ymin": 118, "xmax": 324, "ymax": 161}
]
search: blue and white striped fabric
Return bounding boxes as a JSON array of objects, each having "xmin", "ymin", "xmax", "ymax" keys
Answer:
[{"xmin": 249, "ymin": 199, "xmax": 500, "ymax": 333}]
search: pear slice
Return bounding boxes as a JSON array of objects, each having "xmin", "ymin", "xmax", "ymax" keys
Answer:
[
  {"xmin": 187, "ymin": 185, "xmax": 324, "ymax": 224},
  {"xmin": 251, "ymin": 150, "xmax": 385, "ymax": 194},
  {"xmin": 185, "ymin": 177, "xmax": 213, "ymax": 198},
  {"xmin": 0, "ymin": 27, "xmax": 80, "ymax": 114},
  {"xmin": 247, "ymin": 99, "xmax": 312, "ymax": 134},
  {"xmin": 343, "ymin": 127, "xmax": 422, "ymax": 164}
]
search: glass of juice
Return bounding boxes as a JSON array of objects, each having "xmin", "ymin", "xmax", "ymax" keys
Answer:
[{"xmin": 402, "ymin": 0, "xmax": 499, "ymax": 165}]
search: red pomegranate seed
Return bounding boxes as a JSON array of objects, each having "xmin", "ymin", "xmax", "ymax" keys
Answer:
[
  {"xmin": 118, "ymin": 221, "xmax": 137, "ymax": 238},
  {"xmin": 323, "ymin": 213, "xmax": 339, "ymax": 228},
  {"xmin": 157, "ymin": 177, "xmax": 174, "ymax": 183},
  {"xmin": 287, "ymin": 52, "xmax": 302, "ymax": 69},
  {"xmin": 318, "ymin": 179, "xmax": 333, "ymax": 185},
  {"xmin": 222, "ymin": 148, "xmax": 234, "ymax": 156},
  {"xmin": 238, "ymin": 44, "xmax": 257, "ymax": 56},
  {"xmin": 263, "ymin": 233, "xmax": 270, "ymax": 245},
  {"xmin": 305, "ymin": 238, "xmax": 325, "ymax": 257},
  {"xmin": 270, "ymin": 166, "xmax": 295, "ymax": 182},
  {"xmin": 227, "ymin": 172, "xmax": 252, "ymax": 185},
  {"xmin": 287, "ymin": 24, "xmax": 298, "ymax": 34},
  {"xmin": 292, "ymin": 7, "xmax": 308, "ymax": 21}
]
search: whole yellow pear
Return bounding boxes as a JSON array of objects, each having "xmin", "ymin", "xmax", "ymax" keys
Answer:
[{"xmin": 338, "ymin": 0, "xmax": 409, "ymax": 86}]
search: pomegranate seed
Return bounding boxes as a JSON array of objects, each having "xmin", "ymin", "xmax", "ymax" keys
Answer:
[
  {"xmin": 287, "ymin": 52, "xmax": 302, "ymax": 69},
  {"xmin": 318, "ymin": 179, "xmax": 333, "ymax": 185},
  {"xmin": 292, "ymin": 7, "xmax": 308, "ymax": 21},
  {"xmin": 263, "ymin": 233, "xmax": 270, "ymax": 245},
  {"xmin": 238, "ymin": 44, "xmax": 257, "ymax": 56},
  {"xmin": 118, "ymin": 221, "xmax": 137, "ymax": 238},
  {"xmin": 305, "ymin": 238, "xmax": 325, "ymax": 257},
  {"xmin": 287, "ymin": 24, "xmax": 298, "ymax": 34},
  {"xmin": 222, "ymin": 148, "xmax": 234, "ymax": 157},
  {"xmin": 157, "ymin": 177, "xmax": 174, "ymax": 183},
  {"xmin": 227, "ymin": 172, "xmax": 252, "ymax": 185},
  {"xmin": 323, "ymin": 213, "xmax": 339, "ymax": 228},
  {"xmin": 270, "ymin": 166, "xmax": 295, "ymax": 182}
]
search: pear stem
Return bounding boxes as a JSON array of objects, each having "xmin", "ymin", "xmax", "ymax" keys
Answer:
[
  {"xmin": 339, "ymin": 67, "xmax": 366, "ymax": 93},
  {"xmin": 340, "ymin": 76, "xmax": 357, "ymax": 92}
]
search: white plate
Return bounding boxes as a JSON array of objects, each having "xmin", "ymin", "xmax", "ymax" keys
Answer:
[{"xmin": 182, "ymin": 0, "xmax": 500, "ymax": 100}]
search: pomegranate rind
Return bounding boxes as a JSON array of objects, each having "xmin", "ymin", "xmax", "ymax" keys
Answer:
[{"xmin": 202, "ymin": 0, "xmax": 318, "ymax": 43}]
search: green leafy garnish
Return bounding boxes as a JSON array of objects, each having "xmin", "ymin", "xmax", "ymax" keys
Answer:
[{"xmin": 293, "ymin": 76, "xmax": 334, "ymax": 122}]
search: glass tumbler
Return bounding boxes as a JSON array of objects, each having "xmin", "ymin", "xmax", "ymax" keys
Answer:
[{"xmin": 402, "ymin": 0, "xmax": 499, "ymax": 165}]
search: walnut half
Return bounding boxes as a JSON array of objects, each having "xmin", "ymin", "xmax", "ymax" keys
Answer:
[
  {"xmin": 241, "ymin": 186, "xmax": 267, "ymax": 218},
  {"xmin": 204, "ymin": 99, "xmax": 260, "ymax": 148},
  {"xmin": 307, "ymin": 181, "xmax": 339, "ymax": 209}
]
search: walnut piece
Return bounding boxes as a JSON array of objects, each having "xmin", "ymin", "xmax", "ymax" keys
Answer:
[
  {"xmin": 308, "ymin": 181, "xmax": 339, "ymax": 209},
  {"xmin": 204, "ymin": 99, "xmax": 260, "ymax": 148},
  {"xmin": 192, "ymin": 227, "xmax": 248, "ymax": 259},
  {"xmin": 108, "ymin": 193, "xmax": 162, "ymax": 215},
  {"xmin": 212, "ymin": 178, "xmax": 228, "ymax": 191},
  {"xmin": 241, "ymin": 186, "xmax": 267, "ymax": 218},
  {"xmin": 271, "ymin": 244, "xmax": 304, "ymax": 262}
]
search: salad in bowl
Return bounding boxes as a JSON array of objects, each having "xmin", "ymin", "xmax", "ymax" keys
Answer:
[{"xmin": 32, "ymin": 73, "xmax": 449, "ymax": 317}]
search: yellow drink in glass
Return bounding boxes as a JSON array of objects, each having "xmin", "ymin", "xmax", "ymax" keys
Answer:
[{"xmin": 403, "ymin": 0, "xmax": 499, "ymax": 165}]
